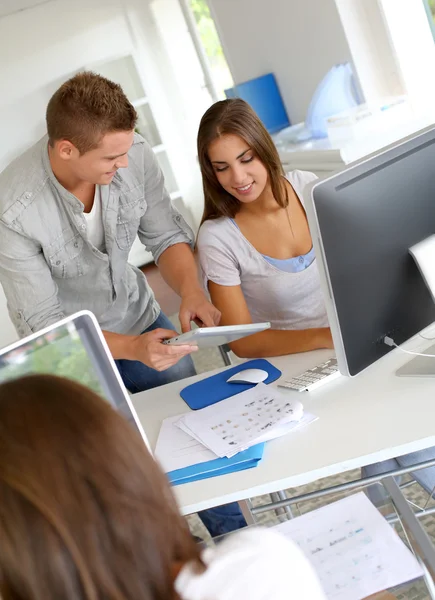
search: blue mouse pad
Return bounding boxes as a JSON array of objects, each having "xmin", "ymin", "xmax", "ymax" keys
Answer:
[{"xmin": 180, "ymin": 359, "xmax": 282, "ymax": 410}]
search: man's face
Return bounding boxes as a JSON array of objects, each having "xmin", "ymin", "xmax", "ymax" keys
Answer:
[{"xmin": 61, "ymin": 130, "xmax": 135, "ymax": 185}]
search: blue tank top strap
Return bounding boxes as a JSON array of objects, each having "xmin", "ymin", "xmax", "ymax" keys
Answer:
[
  {"xmin": 263, "ymin": 247, "xmax": 315, "ymax": 273},
  {"xmin": 230, "ymin": 218, "xmax": 315, "ymax": 273}
]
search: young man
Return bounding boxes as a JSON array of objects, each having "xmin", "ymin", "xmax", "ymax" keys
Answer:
[
  {"xmin": 0, "ymin": 72, "xmax": 219, "ymax": 389},
  {"xmin": 0, "ymin": 72, "xmax": 246, "ymax": 537}
]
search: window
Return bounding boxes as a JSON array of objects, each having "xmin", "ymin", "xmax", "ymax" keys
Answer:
[{"xmin": 187, "ymin": 0, "xmax": 233, "ymax": 98}]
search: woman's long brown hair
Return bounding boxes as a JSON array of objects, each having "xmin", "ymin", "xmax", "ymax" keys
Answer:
[
  {"xmin": 197, "ymin": 98, "xmax": 287, "ymax": 224},
  {"xmin": 0, "ymin": 374, "xmax": 202, "ymax": 600}
]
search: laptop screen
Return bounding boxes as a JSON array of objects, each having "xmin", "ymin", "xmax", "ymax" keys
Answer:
[
  {"xmin": 0, "ymin": 312, "xmax": 148, "ymax": 445},
  {"xmin": 0, "ymin": 320, "xmax": 104, "ymax": 394}
]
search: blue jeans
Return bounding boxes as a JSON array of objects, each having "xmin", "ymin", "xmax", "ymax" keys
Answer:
[{"xmin": 116, "ymin": 311, "xmax": 247, "ymax": 538}]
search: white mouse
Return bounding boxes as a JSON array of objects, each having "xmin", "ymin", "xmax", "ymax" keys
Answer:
[{"xmin": 227, "ymin": 368, "xmax": 268, "ymax": 384}]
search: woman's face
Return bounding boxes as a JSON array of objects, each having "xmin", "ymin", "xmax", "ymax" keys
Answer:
[{"xmin": 208, "ymin": 134, "xmax": 268, "ymax": 204}]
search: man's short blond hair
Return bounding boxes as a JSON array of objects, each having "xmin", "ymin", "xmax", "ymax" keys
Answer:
[{"xmin": 46, "ymin": 71, "xmax": 138, "ymax": 154}]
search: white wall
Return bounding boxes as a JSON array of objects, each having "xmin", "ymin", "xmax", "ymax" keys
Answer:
[
  {"xmin": 0, "ymin": 0, "xmax": 54, "ymax": 19},
  {"xmin": 335, "ymin": 0, "xmax": 405, "ymax": 104},
  {"xmin": 0, "ymin": 0, "xmax": 135, "ymax": 171},
  {"xmin": 208, "ymin": 0, "xmax": 353, "ymax": 124}
]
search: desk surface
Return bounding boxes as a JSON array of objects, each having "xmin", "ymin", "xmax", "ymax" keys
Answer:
[{"xmin": 132, "ymin": 334, "xmax": 435, "ymax": 515}]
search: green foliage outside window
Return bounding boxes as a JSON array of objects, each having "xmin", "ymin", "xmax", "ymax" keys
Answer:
[
  {"xmin": 189, "ymin": 0, "xmax": 233, "ymax": 97},
  {"xmin": 190, "ymin": 0, "xmax": 225, "ymax": 64},
  {"xmin": 0, "ymin": 326, "xmax": 104, "ymax": 397}
]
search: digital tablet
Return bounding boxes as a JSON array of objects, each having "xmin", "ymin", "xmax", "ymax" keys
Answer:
[{"xmin": 163, "ymin": 322, "xmax": 271, "ymax": 347}]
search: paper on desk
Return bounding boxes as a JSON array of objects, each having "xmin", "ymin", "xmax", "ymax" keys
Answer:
[
  {"xmin": 175, "ymin": 411, "xmax": 318, "ymax": 459},
  {"xmin": 274, "ymin": 492, "xmax": 423, "ymax": 600},
  {"xmin": 154, "ymin": 414, "xmax": 219, "ymax": 473},
  {"xmin": 255, "ymin": 411, "xmax": 318, "ymax": 444},
  {"xmin": 176, "ymin": 383, "xmax": 304, "ymax": 457}
]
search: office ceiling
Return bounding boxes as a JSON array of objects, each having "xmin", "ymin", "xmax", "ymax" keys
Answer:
[{"xmin": 0, "ymin": 0, "xmax": 56, "ymax": 19}]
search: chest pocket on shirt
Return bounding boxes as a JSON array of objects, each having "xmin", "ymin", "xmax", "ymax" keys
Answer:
[
  {"xmin": 115, "ymin": 189, "xmax": 147, "ymax": 251},
  {"xmin": 47, "ymin": 233, "xmax": 86, "ymax": 279}
]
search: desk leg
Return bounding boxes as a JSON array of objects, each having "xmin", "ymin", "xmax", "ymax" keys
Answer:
[
  {"xmin": 238, "ymin": 499, "xmax": 256, "ymax": 525},
  {"xmin": 383, "ymin": 476, "xmax": 435, "ymax": 576},
  {"xmin": 416, "ymin": 556, "xmax": 435, "ymax": 600},
  {"xmin": 271, "ymin": 491, "xmax": 294, "ymax": 519}
]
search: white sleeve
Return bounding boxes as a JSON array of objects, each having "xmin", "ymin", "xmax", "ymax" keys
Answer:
[
  {"xmin": 176, "ymin": 528, "xmax": 326, "ymax": 600},
  {"xmin": 286, "ymin": 169, "xmax": 318, "ymax": 207},
  {"xmin": 196, "ymin": 222, "xmax": 241, "ymax": 289},
  {"xmin": 287, "ymin": 169, "xmax": 318, "ymax": 189}
]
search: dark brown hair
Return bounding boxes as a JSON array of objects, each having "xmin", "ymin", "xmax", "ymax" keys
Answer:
[
  {"xmin": 0, "ymin": 374, "xmax": 202, "ymax": 600},
  {"xmin": 197, "ymin": 98, "xmax": 287, "ymax": 224},
  {"xmin": 46, "ymin": 71, "xmax": 138, "ymax": 154}
]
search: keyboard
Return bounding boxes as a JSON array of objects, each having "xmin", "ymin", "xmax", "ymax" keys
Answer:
[{"xmin": 278, "ymin": 357, "xmax": 340, "ymax": 392}]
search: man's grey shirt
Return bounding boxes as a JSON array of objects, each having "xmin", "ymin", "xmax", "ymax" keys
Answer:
[{"xmin": 0, "ymin": 133, "xmax": 194, "ymax": 338}]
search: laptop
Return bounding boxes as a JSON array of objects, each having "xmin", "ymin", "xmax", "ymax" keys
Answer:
[{"xmin": 0, "ymin": 310, "xmax": 149, "ymax": 449}]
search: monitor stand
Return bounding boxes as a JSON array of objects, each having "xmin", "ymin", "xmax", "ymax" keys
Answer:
[
  {"xmin": 396, "ymin": 237, "xmax": 435, "ymax": 378},
  {"xmin": 396, "ymin": 343, "xmax": 435, "ymax": 377}
]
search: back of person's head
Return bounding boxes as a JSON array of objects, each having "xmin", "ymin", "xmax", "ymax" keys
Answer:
[
  {"xmin": 197, "ymin": 98, "xmax": 286, "ymax": 223},
  {"xmin": 46, "ymin": 71, "xmax": 137, "ymax": 154},
  {"xmin": 0, "ymin": 374, "xmax": 201, "ymax": 600}
]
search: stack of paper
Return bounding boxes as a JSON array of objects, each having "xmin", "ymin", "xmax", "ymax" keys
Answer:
[
  {"xmin": 176, "ymin": 383, "xmax": 315, "ymax": 458},
  {"xmin": 155, "ymin": 384, "xmax": 317, "ymax": 484},
  {"xmin": 155, "ymin": 414, "xmax": 265, "ymax": 485}
]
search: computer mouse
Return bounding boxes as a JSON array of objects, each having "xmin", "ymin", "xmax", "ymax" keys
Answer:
[{"xmin": 226, "ymin": 368, "xmax": 269, "ymax": 384}]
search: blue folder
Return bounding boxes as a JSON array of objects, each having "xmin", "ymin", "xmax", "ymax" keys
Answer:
[
  {"xmin": 180, "ymin": 359, "xmax": 282, "ymax": 410},
  {"xmin": 168, "ymin": 442, "xmax": 265, "ymax": 486}
]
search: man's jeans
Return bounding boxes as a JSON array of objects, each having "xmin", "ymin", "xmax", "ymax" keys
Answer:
[{"xmin": 116, "ymin": 311, "xmax": 247, "ymax": 538}]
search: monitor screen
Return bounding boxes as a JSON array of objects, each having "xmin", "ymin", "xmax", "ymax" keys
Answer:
[
  {"xmin": 307, "ymin": 127, "xmax": 435, "ymax": 376},
  {"xmin": 225, "ymin": 73, "xmax": 290, "ymax": 134}
]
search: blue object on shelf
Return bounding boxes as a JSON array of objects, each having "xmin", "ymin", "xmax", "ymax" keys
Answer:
[
  {"xmin": 225, "ymin": 73, "xmax": 290, "ymax": 134},
  {"xmin": 168, "ymin": 442, "xmax": 265, "ymax": 486},
  {"xmin": 180, "ymin": 358, "xmax": 282, "ymax": 410},
  {"xmin": 305, "ymin": 62, "xmax": 362, "ymax": 139}
]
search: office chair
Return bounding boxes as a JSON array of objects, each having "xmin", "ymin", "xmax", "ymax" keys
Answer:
[
  {"xmin": 363, "ymin": 452, "xmax": 435, "ymax": 510},
  {"xmin": 218, "ymin": 344, "xmax": 232, "ymax": 366}
]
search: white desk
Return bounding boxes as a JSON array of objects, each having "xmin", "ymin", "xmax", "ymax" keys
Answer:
[{"xmin": 132, "ymin": 335, "xmax": 435, "ymax": 516}]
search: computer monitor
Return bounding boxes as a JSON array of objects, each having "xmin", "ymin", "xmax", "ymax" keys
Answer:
[
  {"xmin": 304, "ymin": 125, "xmax": 435, "ymax": 377},
  {"xmin": 0, "ymin": 311, "xmax": 150, "ymax": 448},
  {"xmin": 225, "ymin": 73, "xmax": 290, "ymax": 134}
]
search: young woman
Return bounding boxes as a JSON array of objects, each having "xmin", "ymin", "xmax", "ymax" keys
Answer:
[
  {"xmin": 196, "ymin": 100, "xmax": 435, "ymax": 513},
  {"xmin": 196, "ymin": 99, "xmax": 333, "ymax": 358},
  {"xmin": 0, "ymin": 374, "xmax": 326, "ymax": 600}
]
